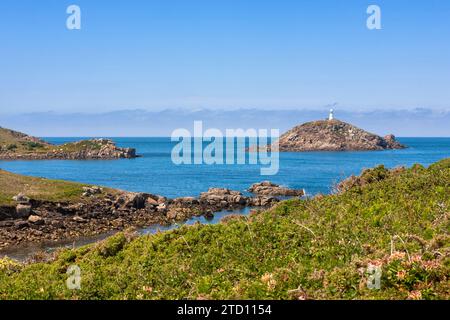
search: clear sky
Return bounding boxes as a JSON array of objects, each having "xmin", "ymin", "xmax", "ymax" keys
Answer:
[{"xmin": 0, "ymin": 0, "xmax": 449, "ymax": 113}]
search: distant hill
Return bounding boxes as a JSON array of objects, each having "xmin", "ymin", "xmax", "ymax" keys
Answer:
[
  {"xmin": 0, "ymin": 126, "xmax": 137, "ymax": 160},
  {"xmin": 275, "ymin": 119, "xmax": 405, "ymax": 151}
]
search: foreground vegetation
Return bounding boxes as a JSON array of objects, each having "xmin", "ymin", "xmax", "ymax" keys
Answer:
[{"xmin": 0, "ymin": 158, "xmax": 449, "ymax": 300}]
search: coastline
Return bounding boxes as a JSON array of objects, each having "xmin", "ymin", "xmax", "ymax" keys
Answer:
[{"xmin": 0, "ymin": 169, "xmax": 303, "ymax": 252}]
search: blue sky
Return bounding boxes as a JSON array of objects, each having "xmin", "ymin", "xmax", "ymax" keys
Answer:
[{"xmin": 0, "ymin": 0, "xmax": 449, "ymax": 113}]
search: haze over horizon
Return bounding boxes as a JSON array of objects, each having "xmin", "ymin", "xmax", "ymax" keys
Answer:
[{"xmin": 1, "ymin": 108, "xmax": 449, "ymax": 137}]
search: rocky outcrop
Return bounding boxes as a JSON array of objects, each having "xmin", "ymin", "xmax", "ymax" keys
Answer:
[
  {"xmin": 199, "ymin": 188, "xmax": 248, "ymax": 209},
  {"xmin": 0, "ymin": 186, "xmax": 285, "ymax": 249},
  {"xmin": 255, "ymin": 119, "xmax": 405, "ymax": 152},
  {"xmin": 198, "ymin": 188, "xmax": 279, "ymax": 210},
  {"xmin": 248, "ymin": 181, "xmax": 304, "ymax": 197}
]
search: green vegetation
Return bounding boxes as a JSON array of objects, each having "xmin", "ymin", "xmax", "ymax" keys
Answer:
[
  {"xmin": 24, "ymin": 141, "xmax": 45, "ymax": 150},
  {"xmin": 0, "ymin": 159, "xmax": 449, "ymax": 300},
  {"xmin": 0, "ymin": 170, "xmax": 115, "ymax": 206},
  {"xmin": 5, "ymin": 144, "xmax": 18, "ymax": 151},
  {"xmin": 57, "ymin": 140, "xmax": 103, "ymax": 153}
]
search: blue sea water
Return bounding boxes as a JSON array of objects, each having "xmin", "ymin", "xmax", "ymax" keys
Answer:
[{"xmin": 0, "ymin": 137, "xmax": 449, "ymax": 198}]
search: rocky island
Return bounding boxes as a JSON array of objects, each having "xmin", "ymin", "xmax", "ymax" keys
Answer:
[
  {"xmin": 253, "ymin": 111, "xmax": 405, "ymax": 152},
  {"xmin": 0, "ymin": 127, "xmax": 137, "ymax": 160}
]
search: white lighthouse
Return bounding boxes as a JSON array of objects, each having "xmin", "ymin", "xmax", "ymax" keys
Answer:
[{"xmin": 328, "ymin": 109, "xmax": 334, "ymax": 121}]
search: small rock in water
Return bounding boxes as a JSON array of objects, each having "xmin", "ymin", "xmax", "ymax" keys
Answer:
[{"xmin": 204, "ymin": 211, "xmax": 214, "ymax": 220}]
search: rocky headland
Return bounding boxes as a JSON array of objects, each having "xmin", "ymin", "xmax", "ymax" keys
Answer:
[
  {"xmin": 254, "ymin": 119, "xmax": 405, "ymax": 152},
  {"xmin": 0, "ymin": 127, "xmax": 137, "ymax": 160}
]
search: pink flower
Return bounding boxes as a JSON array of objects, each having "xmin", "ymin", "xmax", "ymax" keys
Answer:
[
  {"xmin": 396, "ymin": 270, "xmax": 406, "ymax": 280},
  {"xmin": 389, "ymin": 251, "xmax": 406, "ymax": 262},
  {"xmin": 407, "ymin": 290, "xmax": 422, "ymax": 300}
]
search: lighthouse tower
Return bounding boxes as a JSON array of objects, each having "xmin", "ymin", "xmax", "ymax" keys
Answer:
[{"xmin": 328, "ymin": 109, "xmax": 334, "ymax": 121}]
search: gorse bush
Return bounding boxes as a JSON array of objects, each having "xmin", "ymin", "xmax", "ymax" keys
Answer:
[
  {"xmin": 0, "ymin": 158, "xmax": 449, "ymax": 300},
  {"xmin": 23, "ymin": 141, "xmax": 44, "ymax": 150},
  {"xmin": 6, "ymin": 144, "xmax": 17, "ymax": 151}
]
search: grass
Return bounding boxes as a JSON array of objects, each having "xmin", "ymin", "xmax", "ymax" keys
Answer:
[
  {"xmin": 0, "ymin": 127, "xmax": 48, "ymax": 154},
  {"xmin": 56, "ymin": 140, "xmax": 103, "ymax": 153},
  {"xmin": 0, "ymin": 158, "xmax": 449, "ymax": 300},
  {"xmin": 0, "ymin": 170, "xmax": 115, "ymax": 206}
]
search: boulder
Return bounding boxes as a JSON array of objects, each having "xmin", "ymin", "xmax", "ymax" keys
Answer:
[
  {"xmin": 12, "ymin": 193, "xmax": 30, "ymax": 204},
  {"xmin": 14, "ymin": 220, "xmax": 29, "ymax": 229},
  {"xmin": 82, "ymin": 186, "xmax": 103, "ymax": 197},
  {"xmin": 232, "ymin": 195, "xmax": 247, "ymax": 205},
  {"xmin": 173, "ymin": 197, "xmax": 198, "ymax": 205},
  {"xmin": 121, "ymin": 192, "xmax": 149, "ymax": 209},
  {"xmin": 16, "ymin": 204, "xmax": 32, "ymax": 218},
  {"xmin": 259, "ymin": 196, "xmax": 278, "ymax": 206},
  {"xmin": 248, "ymin": 181, "xmax": 304, "ymax": 197},
  {"xmin": 199, "ymin": 188, "xmax": 244, "ymax": 206},
  {"xmin": 166, "ymin": 207, "xmax": 194, "ymax": 220},
  {"xmin": 156, "ymin": 203, "xmax": 167, "ymax": 212},
  {"xmin": 28, "ymin": 215, "xmax": 44, "ymax": 225},
  {"xmin": 157, "ymin": 196, "xmax": 167, "ymax": 205},
  {"xmin": 146, "ymin": 197, "xmax": 159, "ymax": 206},
  {"xmin": 384, "ymin": 134, "xmax": 404, "ymax": 149}
]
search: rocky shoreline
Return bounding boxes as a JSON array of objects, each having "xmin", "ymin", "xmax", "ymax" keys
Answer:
[{"xmin": 0, "ymin": 182, "xmax": 304, "ymax": 250}]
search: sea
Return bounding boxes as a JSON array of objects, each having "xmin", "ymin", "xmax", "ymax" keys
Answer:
[{"xmin": 0, "ymin": 137, "xmax": 449, "ymax": 198}]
